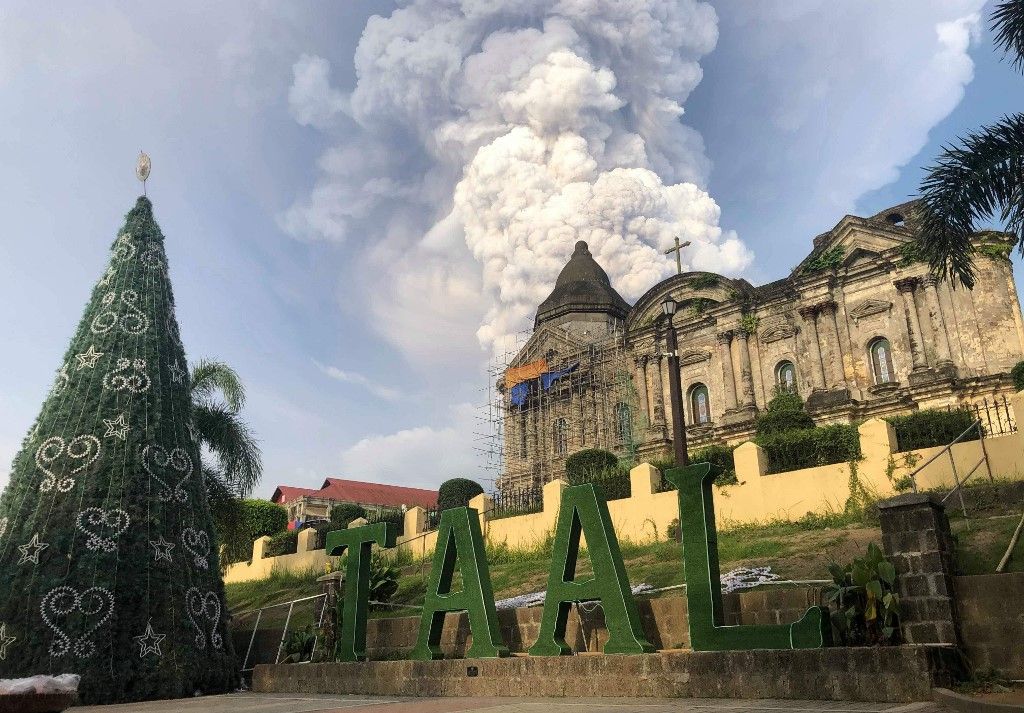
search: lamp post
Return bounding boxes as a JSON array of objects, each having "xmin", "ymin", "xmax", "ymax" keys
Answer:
[{"xmin": 661, "ymin": 297, "xmax": 689, "ymax": 467}]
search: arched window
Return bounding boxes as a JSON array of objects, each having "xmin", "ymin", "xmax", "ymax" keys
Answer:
[
  {"xmin": 688, "ymin": 383, "xmax": 711, "ymax": 425},
  {"xmin": 776, "ymin": 361, "xmax": 797, "ymax": 391},
  {"xmin": 553, "ymin": 418, "xmax": 568, "ymax": 456},
  {"xmin": 869, "ymin": 338, "xmax": 895, "ymax": 385},
  {"xmin": 615, "ymin": 402, "xmax": 632, "ymax": 444}
]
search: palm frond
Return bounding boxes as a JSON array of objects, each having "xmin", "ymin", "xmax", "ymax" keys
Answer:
[
  {"xmin": 192, "ymin": 402, "xmax": 263, "ymax": 496},
  {"xmin": 993, "ymin": 0, "xmax": 1024, "ymax": 72},
  {"xmin": 917, "ymin": 113, "xmax": 1024, "ymax": 288},
  {"xmin": 190, "ymin": 359, "xmax": 245, "ymax": 411}
]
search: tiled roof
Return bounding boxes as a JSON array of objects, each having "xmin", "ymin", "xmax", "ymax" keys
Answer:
[{"xmin": 270, "ymin": 479, "xmax": 438, "ymax": 509}]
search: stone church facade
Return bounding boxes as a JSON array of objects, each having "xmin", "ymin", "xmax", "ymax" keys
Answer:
[{"xmin": 499, "ymin": 201, "xmax": 1023, "ymax": 492}]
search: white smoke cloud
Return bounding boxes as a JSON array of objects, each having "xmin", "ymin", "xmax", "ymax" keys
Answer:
[{"xmin": 283, "ymin": 0, "xmax": 750, "ymax": 359}]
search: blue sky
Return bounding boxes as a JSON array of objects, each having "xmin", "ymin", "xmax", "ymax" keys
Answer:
[{"xmin": 1, "ymin": 1, "xmax": 1020, "ymax": 497}]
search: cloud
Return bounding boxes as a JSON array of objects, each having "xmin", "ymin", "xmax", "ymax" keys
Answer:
[
  {"xmin": 282, "ymin": 0, "xmax": 751, "ymax": 362},
  {"xmin": 314, "ymin": 360, "xmax": 401, "ymax": 401},
  {"xmin": 338, "ymin": 403, "xmax": 485, "ymax": 490}
]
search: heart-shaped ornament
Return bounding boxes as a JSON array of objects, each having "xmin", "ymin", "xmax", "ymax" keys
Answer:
[
  {"xmin": 35, "ymin": 435, "xmax": 102, "ymax": 493},
  {"xmin": 142, "ymin": 445, "xmax": 193, "ymax": 503},
  {"xmin": 41, "ymin": 585, "xmax": 115, "ymax": 657},
  {"xmin": 181, "ymin": 527, "xmax": 210, "ymax": 570},
  {"xmin": 186, "ymin": 587, "xmax": 223, "ymax": 650},
  {"xmin": 75, "ymin": 508, "xmax": 130, "ymax": 553}
]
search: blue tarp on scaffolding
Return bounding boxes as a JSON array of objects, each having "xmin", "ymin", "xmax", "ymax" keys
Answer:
[
  {"xmin": 541, "ymin": 362, "xmax": 579, "ymax": 390},
  {"xmin": 510, "ymin": 381, "xmax": 530, "ymax": 408}
]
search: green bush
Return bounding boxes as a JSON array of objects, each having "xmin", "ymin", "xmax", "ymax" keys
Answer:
[
  {"xmin": 690, "ymin": 444, "xmax": 738, "ymax": 486},
  {"xmin": 222, "ymin": 499, "xmax": 288, "ymax": 563},
  {"xmin": 757, "ymin": 424, "xmax": 861, "ymax": 474},
  {"xmin": 566, "ymin": 466, "xmax": 631, "ymax": 500},
  {"xmin": 438, "ymin": 478, "xmax": 483, "ymax": 510},
  {"xmin": 265, "ymin": 530, "xmax": 298, "ymax": 557},
  {"xmin": 887, "ymin": 409, "xmax": 979, "ymax": 451},
  {"xmin": 1012, "ymin": 361, "xmax": 1024, "ymax": 390},
  {"xmin": 330, "ymin": 503, "xmax": 367, "ymax": 528},
  {"xmin": 565, "ymin": 448, "xmax": 618, "ymax": 481},
  {"xmin": 755, "ymin": 390, "xmax": 815, "ymax": 436}
]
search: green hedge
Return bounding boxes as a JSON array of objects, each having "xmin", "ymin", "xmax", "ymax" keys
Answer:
[
  {"xmin": 691, "ymin": 444, "xmax": 738, "ymax": 486},
  {"xmin": 222, "ymin": 499, "xmax": 288, "ymax": 563},
  {"xmin": 887, "ymin": 409, "xmax": 979, "ymax": 452},
  {"xmin": 755, "ymin": 390, "xmax": 815, "ymax": 436},
  {"xmin": 265, "ymin": 530, "xmax": 298, "ymax": 557},
  {"xmin": 757, "ymin": 424, "xmax": 861, "ymax": 474},
  {"xmin": 438, "ymin": 478, "xmax": 483, "ymax": 510},
  {"xmin": 565, "ymin": 449, "xmax": 618, "ymax": 481},
  {"xmin": 566, "ymin": 466, "xmax": 631, "ymax": 500},
  {"xmin": 330, "ymin": 503, "xmax": 367, "ymax": 528},
  {"xmin": 1012, "ymin": 361, "xmax": 1024, "ymax": 391}
]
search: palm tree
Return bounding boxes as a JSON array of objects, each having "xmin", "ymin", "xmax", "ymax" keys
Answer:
[
  {"xmin": 189, "ymin": 359, "xmax": 263, "ymax": 537},
  {"xmin": 917, "ymin": 0, "xmax": 1024, "ymax": 289}
]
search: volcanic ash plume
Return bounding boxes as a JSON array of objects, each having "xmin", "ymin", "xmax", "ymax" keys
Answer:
[{"xmin": 287, "ymin": 0, "xmax": 753, "ymax": 358}]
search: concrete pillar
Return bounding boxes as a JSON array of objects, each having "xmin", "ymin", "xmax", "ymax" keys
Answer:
[
  {"xmin": 735, "ymin": 330, "xmax": 756, "ymax": 408},
  {"xmin": 895, "ymin": 278, "xmax": 929, "ymax": 371},
  {"xmin": 717, "ymin": 331, "xmax": 738, "ymax": 410},
  {"xmin": 878, "ymin": 493, "xmax": 961, "ymax": 645},
  {"xmin": 468, "ymin": 492, "xmax": 493, "ymax": 534},
  {"xmin": 817, "ymin": 301, "xmax": 845, "ymax": 388},
  {"xmin": 649, "ymin": 353, "xmax": 666, "ymax": 426},
  {"xmin": 542, "ymin": 478, "xmax": 568, "ymax": 531},
  {"xmin": 922, "ymin": 276, "xmax": 953, "ymax": 366},
  {"xmin": 252, "ymin": 535, "xmax": 271, "ymax": 561},
  {"xmin": 858, "ymin": 418, "xmax": 898, "ymax": 494},
  {"xmin": 629, "ymin": 462, "xmax": 660, "ymax": 496},
  {"xmin": 404, "ymin": 506, "xmax": 426, "ymax": 535},
  {"xmin": 733, "ymin": 441, "xmax": 768, "ymax": 479},
  {"xmin": 297, "ymin": 527, "xmax": 318, "ymax": 552},
  {"xmin": 346, "ymin": 517, "xmax": 368, "ymax": 529},
  {"xmin": 798, "ymin": 306, "xmax": 827, "ymax": 390},
  {"xmin": 634, "ymin": 356, "xmax": 651, "ymax": 423}
]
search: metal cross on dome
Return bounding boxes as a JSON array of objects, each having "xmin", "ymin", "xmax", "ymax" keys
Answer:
[{"xmin": 665, "ymin": 236, "xmax": 691, "ymax": 275}]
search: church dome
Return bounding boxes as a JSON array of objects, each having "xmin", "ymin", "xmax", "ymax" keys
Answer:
[{"xmin": 535, "ymin": 241, "xmax": 630, "ymax": 327}]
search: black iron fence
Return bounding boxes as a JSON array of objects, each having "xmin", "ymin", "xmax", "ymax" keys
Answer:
[
  {"xmin": 962, "ymin": 396, "xmax": 1016, "ymax": 437},
  {"xmin": 489, "ymin": 487, "xmax": 543, "ymax": 520},
  {"xmin": 366, "ymin": 507, "xmax": 405, "ymax": 537},
  {"xmin": 424, "ymin": 507, "xmax": 442, "ymax": 531}
]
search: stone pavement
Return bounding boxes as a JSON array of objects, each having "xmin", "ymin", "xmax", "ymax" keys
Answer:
[{"xmin": 77, "ymin": 692, "xmax": 950, "ymax": 713}]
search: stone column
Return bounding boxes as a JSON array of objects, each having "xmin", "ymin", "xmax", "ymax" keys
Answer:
[
  {"xmin": 878, "ymin": 493, "xmax": 961, "ymax": 645},
  {"xmin": 649, "ymin": 353, "xmax": 666, "ymax": 426},
  {"xmin": 817, "ymin": 301, "xmax": 844, "ymax": 388},
  {"xmin": 735, "ymin": 329, "xmax": 756, "ymax": 408},
  {"xmin": 895, "ymin": 278, "xmax": 928, "ymax": 371},
  {"xmin": 921, "ymin": 276, "xmax": 953, "ymax": 366},
  {"xmin": 798, "ymin": 306, "xmax": 827, "ymax": 390},
  {"xmin": 633, "ymin": 355, "xmax": 651, "ymax": 423},
  {"xmin": 717, "ymin": 331, "xmax": 738, "ymax": 410}
]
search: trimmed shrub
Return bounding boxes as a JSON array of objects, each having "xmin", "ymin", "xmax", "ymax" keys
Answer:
[
  {"xmin": 566, "ymin": 466, "xmax": 631, "ymax": 500},
  {"xmin": 690, "ymin": 444, "xmax": 738, "ymax": 486},
  {"xmin": 438, "ymin": 478, "xmax": 483, "ymax": 510},
  {"xmin": 887, "ymin": 409, "xmax": 979, "ymax": 451},
  {"xmin": 1012, "ymin": 360, "xmax": 1024, "ymax": 391},
  {"xmin": 757, "ymin": 424, "xmax": 861, "ymax": 474},
  {"xmin": 330, "ymin": 503, "xmax": 367, "ymax": 528},
  {"xmin": 222, "ymin": 499, "xmax": 288, "ymax": 563},
  {"xmin": 565, "ymin": 448, "xmax": 618, "ymax": 481},
  {"xmin": 265, "ymin": 530, "xmax": 298, "ymax": 557},
  {"xmin": 755, "ymin": 390, "xmax": 815, "ymax": 436}
]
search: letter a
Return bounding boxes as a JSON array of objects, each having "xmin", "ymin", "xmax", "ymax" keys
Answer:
[
  {"xmin": 529, "ymin": 483, "xmax": 654, "ymax": 655},
  {"xmin": 409, "ymin": 507, "xmax": 508, "ymax": 660},
  {"xmin": 663, "ymin": 462, "xmax": 830, "ymax": 651},
  {"xmin": 324, "ymin": 521, "xmax": 398, "ymax": 662}
]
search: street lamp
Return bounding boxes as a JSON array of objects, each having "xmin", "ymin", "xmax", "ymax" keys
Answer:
[{"xmin": 661, "ymin": 296, "xmax": 689, "ymax": 467}]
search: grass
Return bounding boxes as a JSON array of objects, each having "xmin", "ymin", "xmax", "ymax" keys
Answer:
[{"xmin": 224, "ymin": 480, "xmax": 1024, "ymax": 618}]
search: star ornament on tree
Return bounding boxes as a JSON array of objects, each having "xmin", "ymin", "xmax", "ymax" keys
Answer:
[
  {"xmin": 103, "ymin": 413, "xmax": 130, "ymax": 441},
  {"xmin": 133, "ymin": 621, "xmax": 165, "ymax": 658},
  {"xmin": 149, "ymin": 535, "xmax": 175, "ymax": 563},
  {"xmin": 17, "ymin": 533, "xmax": 49, "ymax": 565},
  {"xmin": 0, "ymin": 623, "xmax": 15, "ymax": 660},
  {"xmin": 75, "ymin": 345, "xmax": 104, "ymax": 370},
  {"xmin": 169, "ymin": 360, "xmax": 186, "ymax": 385}
]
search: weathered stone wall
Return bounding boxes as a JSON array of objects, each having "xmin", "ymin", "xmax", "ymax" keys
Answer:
[{"xmin": 955, "ymin": 572, "xmax": 1024, "ymax": 679}]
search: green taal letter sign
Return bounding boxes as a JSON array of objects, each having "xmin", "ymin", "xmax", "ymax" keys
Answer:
[
  {"xmin": 410, "ymin": 507, "xmax": 509, "ymax": 660},
  {"xmin": 325, "ymin": 521, "xmax": 398, "ymax": 662},
  {"xmin": 529, "ymin": 483, "xmax": 654, "ymax": 656},
  {"xmin": 664, "ymin": 463, "xmax": 831, "ymax": 651}
]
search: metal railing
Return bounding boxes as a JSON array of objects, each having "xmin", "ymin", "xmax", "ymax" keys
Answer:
[
  {"xmin": 236, "ymin": 593, "xmax": 328, "ymax": 673},
  {"xmin": 905, "ymin": 418, "xmax": 993, "ymax": 517}
]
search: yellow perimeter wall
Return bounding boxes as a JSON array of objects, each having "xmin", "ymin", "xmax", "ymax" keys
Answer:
[{"xmin": 224, "ymin": 401, "xmax": 1024, "ymax": 584}]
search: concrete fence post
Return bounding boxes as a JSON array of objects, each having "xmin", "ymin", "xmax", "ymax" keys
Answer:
[
  {"xmin": 347, "ymin": 517, "xmax": 369, "ymax": 529},
  {"xmin": 630, "ymin": 463, "xmax": 661, "ymax": 496},
  {"xmin": 252, "ymin": 535, "xmax": 271, "ymax": 561},
  {"xmin": 858, "ymin": 418, "xmax": 898, "ymax": 494},
  {"xmin": 542, "ymin": 479, "xmax": 567, "ymax": 531},
  {"xmin": 404, "ymin": 506, "xmax": 426, "ymax": 535},
  {"xmin": 733, "ymin": 441, "xmax": 767, "ymax": 479},
  {"xmin": 877, "ymin": 493, "xmax": 961, "ymax": 646},
  {"xmin": 297, "ymin": 527, "xmax": 318, "ymax": 552},
  {"xmin": 469, "ymin": 492, "xmax": 493, "ymax": 537}
]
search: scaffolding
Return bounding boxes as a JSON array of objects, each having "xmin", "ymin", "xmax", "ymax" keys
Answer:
[{"xmin": 475, "ymin": 327, "xmax": 649, "ymax": 494}]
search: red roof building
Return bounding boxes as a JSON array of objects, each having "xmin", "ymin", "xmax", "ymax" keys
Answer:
[{"xmin": 271, "ymin": 478, "xmax": 438, "ymax": 524}]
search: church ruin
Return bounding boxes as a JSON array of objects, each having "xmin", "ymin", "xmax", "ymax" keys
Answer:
[{"xmin": 493, "ymin": 201, "xmax": 1024, "ymax": 492}]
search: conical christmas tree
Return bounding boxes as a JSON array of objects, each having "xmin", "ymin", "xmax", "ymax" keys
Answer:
[{"xmin": 0, "ymin": 197, "xmax": 237, "ymax": 703}]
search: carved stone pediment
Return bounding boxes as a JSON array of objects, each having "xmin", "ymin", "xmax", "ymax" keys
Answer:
[
  {"xmin": 679, "ymin": 350, "xmax": 711, "ymax": 366},
  {"xmin": 759, "ymin": 321, "xmax": 797, "ymax": 344},
  {"xmin": 849, "ymin": 298, "xmax": 892, "ymax": 323}
]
